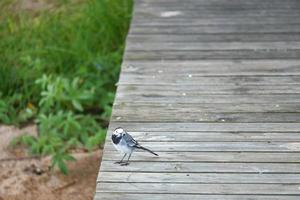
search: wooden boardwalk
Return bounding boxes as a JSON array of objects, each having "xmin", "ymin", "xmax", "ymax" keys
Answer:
[{"xmin": 94, "ymin": 0, "xmax": 300, "ymax": 199}]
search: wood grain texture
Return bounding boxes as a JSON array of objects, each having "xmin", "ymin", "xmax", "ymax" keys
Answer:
[
  {"xmin": 112, "ymin": 112, "xmax": 300, "ymax": 123},
  {"xmin": 104, "ymin": 141, "xmax": 300, "ymax": 152},
  {"xmin": 126, "ymin": 41, "xmax": 300, "ymax": 51},
  {"xmin": 95, "ymin": 194, "xmax": 300, "ymax": 200},
  {"xmin": 116, "ymin": 93, "xmax": 300, "ymax": 103},
  {"xmin": 119, "ymin": 75, "xmax": 300, "ymax": 85},
  {"xmin": 125, "ymin": 50, "xmax": 300, "ymax": 60},
  {"xmin": 117, "ymin": 84, "xmax": 300, "ymax": 95},
  {"xmin": 129, "ymin": 24, "xmax": 300, "ymax": 35},
  {"xmin": 107, "ymin": 122, "xmax": 300, "ymax": 132},
  {"xmin": 137, "ymin": 0, "xmax": 300, "ymax": 7},
  {"xmin": 105, "ymin": 131, "xmax": 300, "ymax": 142},
  {"xmin": 96, "ymin": 182, "xmax": 300, "ymax": 194},
  {"xmin": 127, "ymin": 33, "xmax": 300, "ymax": 42},
  {"xmin": 94, "ymin": 0, "xmax": 300, "ymax": 199},
  {"xmin": 100, "ymin": 161, "xmax": 300, "ymax": 173},
  {"xmin": 121, "ymin": 60, "xmax": 300, "ymax": 75},
  {"xmin": 113, "ymin": 102, "xmax": 300, "ymax": 113},
  {"xmin": 134, "ymin": 9, "xmax": 300, "ymax": 18},
  {"xmin": 101, "ymin": 151, "xmax": 300, "ymax": 163},
  {"xmin": 133, "ymin": 18, "xmax": 300, "ymax": 26},
  {"xmin": 97, "ymin": 172, "xmax": 300, "ymax": 183}
]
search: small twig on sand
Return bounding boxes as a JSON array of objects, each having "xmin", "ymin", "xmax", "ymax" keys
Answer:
[
  {"xmin": 0, "ymin": 156, "xmax": 40, "ymax": 162},
  {"xmin": 53, "ymin": 180, "xmax": 77, "ymax": 192}
]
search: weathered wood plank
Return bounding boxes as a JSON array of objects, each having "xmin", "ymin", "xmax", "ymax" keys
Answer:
[
  {"xmin": 134, "ymin": 15, "xmax": 300, "ymax": 23},
  {"xmin": 125, "ymin": 50, "xmax": 300, "ymax": 60},
  {"xmin": 96, "ymin": 182, "xmax": 300, "ymax": 194},
  {"xmin": 112, "ymin": 113, "xmax": 300, "ymax": 123},
  {"xmin": 135, "ymin": 5, "xmax": 300, "ymax": 13},
  {"xmin": 94, "ymin": 194, "xmax": 300, "ymax": 200},
  {"xmin": 129, "ymin": 24, "xmax": 300, "ymax": 34},
  {"xmin": 113, "ymin": 103, "xmax": 300, "ymax": 113},
  {"xmin": 104, "ymin": 141, "xmax": 300, "ymax": 152},
  {"xmin": 133, "ymin": 16, "xmax": 300, "ymax": 26},
  {"xmin": 100, "ymin": 161, "xmax": 300, "ymax": 173},
  {"xmin": 117, "ymin": 84, "xmax": 300, "ymax": 95},
  {"xmin": 116, "ymin": 93, "xmax": 300, "ymax": 104},
  {"xmin": 127, "ymin": 41, "xmax": 300, "ymax": 51},
  {"xmin": 98, "ymin": 172, "xmax": 300, "ymax": 184},
  {"xmin": 113, "ymin": 112, "xmax": 300, "ymax": 123},
  {"xmin": 137, "ymin": 0, "xmax": 300, "ymax": 7},
  {"xmin": 119, "ymin": 75, "xmax": 300, "ymax": 85},
  {"xmin": 108, "ymin": 122, "xmax": 300, "ymax": 132},
  {"xmin": 133, "ymin": 18, "xmax": 300, "ymax": 27},
  {"xmin": 102, "ymin": 151, "xmax": 300, "ymax": 163},
  {"xmin": 105, "ymin": 131, "xmax": 300, "ymax": 142},
  {"xmin": 128, "ymin": 33, "xmax": 300, "ymax": 42},
  {"xmin": 139, "ymin": 0, "xmax": 299, "ymax": 4},
  {"xmin": 122, "ymin": 60, "xmax": 300, "ymax": 76},
  {"xmin": 134, "ymin": 11, "xmax": 300, "ymax": 19}
]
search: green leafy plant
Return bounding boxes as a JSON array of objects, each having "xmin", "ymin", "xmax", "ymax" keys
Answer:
[
  {"xmin": 35, "ymin": 75, "xmax": 95, "ymax": 112},
  {"xmin": 12, "ymin": 111, "xmax": 106, "ymax": 174},
  {"xmin": 2, "ymin": 0, "xmax": 133, "ymax": 174}
]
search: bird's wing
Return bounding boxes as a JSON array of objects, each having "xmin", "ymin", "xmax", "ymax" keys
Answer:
[{"xmin": 123, "ymin": 132, "xmax": 138, "ymax": 147}]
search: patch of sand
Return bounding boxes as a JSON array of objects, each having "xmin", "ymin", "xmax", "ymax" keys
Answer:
[
  {"xmin": 0, "ymin": 125, "xmax": 103, "ymax": 200},
  {"xmin": 0, "ymin": 124, "xmax": 37, "ymax": 160}
]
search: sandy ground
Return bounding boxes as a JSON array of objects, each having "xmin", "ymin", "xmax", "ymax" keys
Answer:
[{"xmin": 0, "ymin": 125, "xmax": 103, "ymax": 200}]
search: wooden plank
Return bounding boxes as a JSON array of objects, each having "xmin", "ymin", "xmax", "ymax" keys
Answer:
[
  {"xmin": 125, "ymin": 50, "xmax": 300, "ymax": 60},
  {"xmin": 126, "ymin": 41, "xmax": 300, "ymax": 51},
  {"xmin": 137, "ymin": 0, "xmax": 300, "ymax": 7},
  {"xmin": 116, "ymin": 93, "xmax": 300, "ymax": 104},
  {"xmin": 98, "ymin": 172, "xmax": 300, "ymax": 184},
  {"xmin": 137, "ymin": 0, "xmax": 300, "ymax": 5},
  {"xmin": 135, "ymin": 19, "xmax": 300, "ymax": 26},
  {"xmin": 134, "ymin": 13, "xmax": 300, "ymax": 22},
  {"xmin": 105, "ymin": 131, "xmax": 300, "ymax": 142},
  {"xmin": 128, "ymin": 32, "xmax": 300, "ymax": 42},
  {"xmin": 113, "ymin": 103, "xmax": 300, "ymax": 113},
  {"xmin": 95, "ymin": 194, "xmax": 300, "ymax": 200},
  {"xmin": 108, "ymin": 123, "xmax": 300, "ymax": 132},
  {"xmin": 112, "ymin": 103, "xmax": 300, "ymax": 122},
  {"xmin": 104, "ymin": 141, "xmax": 300, "ymax": 152},
  {"xmin": 119, "ymin": 75, "xmax": 300, "ymax": 85},
  {"xmin": 134, "ymin": 11, "xmax": 300, "ymax": 19},
  {"xmin": 117, "ymin": 84, "xmax": 300, "ymax": 95},
  {"xmin": 112, "ymin": 113, "xmax": 300, "ymax": 123},
  {"xmin": 133, "ymin": 17, "xmax": 300, "ymax": 26},
  {"xmin": 136, "ymin": 6, "xmax": 300, "ymax": 13},
  {"xmin": 100, "ymin": 161, "xmax": 300, "ymax": 173},
  {"xmin": 129, "ymin": 24, "xmax": 300, "ymax": 34},
  {"xmin": 101, "ymin": 151, "xmax": 300, "ymax": 163},
  {"xmin": 96, "ymin": 182, "xmax": 300, "ymax": 195},
  {"xmin": 122, "ymin": 60, "xmax": 300, "ymax": 76}
]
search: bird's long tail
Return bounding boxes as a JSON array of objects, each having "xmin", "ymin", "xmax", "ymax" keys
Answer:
[{"xmin": 135, "ymin": 145, "xmax": 159, "ymax": 156}]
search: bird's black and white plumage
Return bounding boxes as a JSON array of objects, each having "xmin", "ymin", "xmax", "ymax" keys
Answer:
[{"xmin": 111, "ymin": 127, "xmax": 158, "ymax": 165}]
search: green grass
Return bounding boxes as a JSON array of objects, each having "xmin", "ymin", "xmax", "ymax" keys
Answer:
[{"xmin": 0, "ymin": 0, "xmax": 133, "ymax": 174}]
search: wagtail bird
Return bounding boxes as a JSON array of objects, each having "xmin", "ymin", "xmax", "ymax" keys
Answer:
[{"xmin": 111, "ymin": 127, "xmax": 158, "ymax": 166}]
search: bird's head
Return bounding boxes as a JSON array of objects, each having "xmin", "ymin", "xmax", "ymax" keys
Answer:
[
  {"xmin": 111, "ymin": 127, "xmax": 125, "ymax": 144},
  {"xmin": 113, "ymin": 127, "xmax": 125, "ymax": 137}
]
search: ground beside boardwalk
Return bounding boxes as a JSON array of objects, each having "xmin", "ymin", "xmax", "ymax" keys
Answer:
[{"xmin": 0, "ymin": 125, "xmax": 102, "ymax": 200}]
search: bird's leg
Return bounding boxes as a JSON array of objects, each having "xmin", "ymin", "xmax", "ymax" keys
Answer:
[
  {"xmin": 114, "ymin": 154, "xmax": 127, "ymax": 164},
  {"xmin": 121, "ymin": 153, "xmax": 132, "ymax": 166}
]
